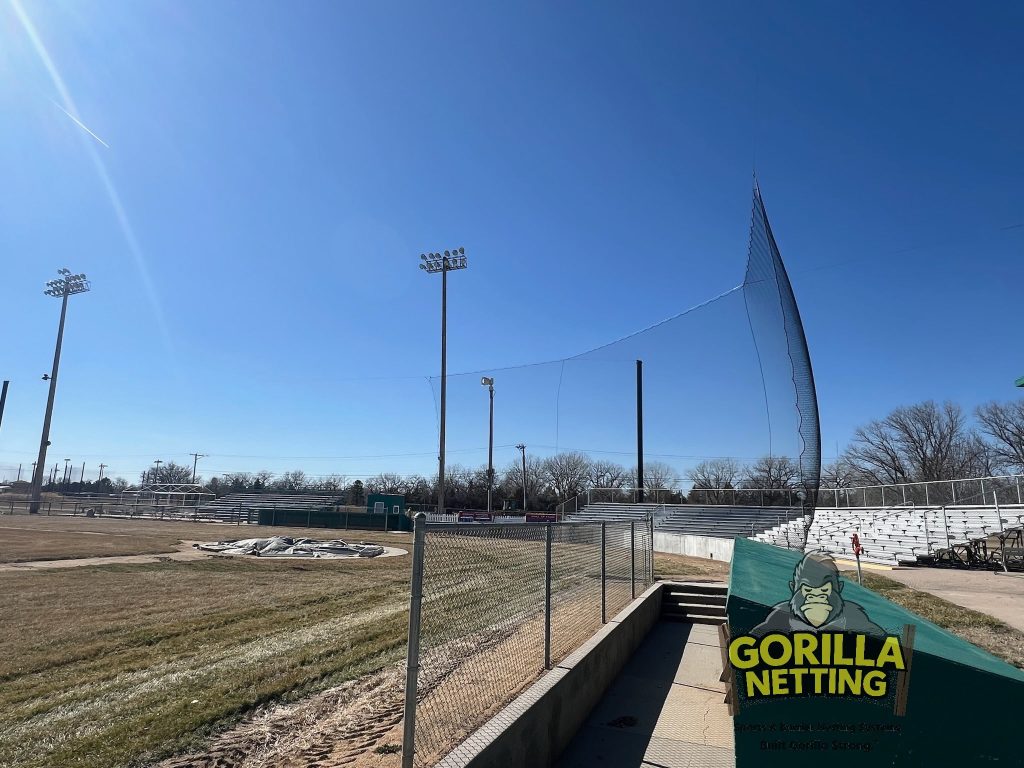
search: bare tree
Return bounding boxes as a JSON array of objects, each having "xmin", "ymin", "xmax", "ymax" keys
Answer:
[
  {"xmin": 629, "ymin": 461, "xmax": 679, "ymax": 491},
  {"xmin": 587, "ymin": 459, "xmax": 629, "ymax": 490},
  {"xmin": 366, "ymin": 472, "xmax": 407, "ymax": 495},
  {"xmin": 542, "ymin": 451, "xmax": 591, "ymax": 502},
  {"xmin": 223, "ymin": 472, "xmax": 254, "ymax": 493},
  {"xmin": 976, "ymin": 400, "xmax": 1024, "ymax": 473},
  {"xmin": 312, "ymin": 474, "xmax": 346, "ymax": 493},
  {"xmin": 253, "ymin": 470, "xmax": 275, "ymax": 490},
  {"xmin": 143, "ymin": 461, "xmax": 194, "ymax": 485},
  {"xmin": 273, "ymin": 470, "xmax": 307, "ymax": 491},
  {"xmin": 743, "ymin": 456, "xmax": 799, "ymax": 489},
  {"xmin": 687, "ymin": 458, "xmax": 742, "ymax": 504},
  {"xmin": 741, "ymin": 456, "xmax": 799, "ymax": 506},
  {"xmin": 821, "ymin": 459, "xmax": 859, "ymax": 489},
  {"xmin": 845, "ymin": 401, "xmax": 980, "ymax": 483},
  {"xmin": 501, "ymin": 456, "xmax": 548, "ymax": 510}
]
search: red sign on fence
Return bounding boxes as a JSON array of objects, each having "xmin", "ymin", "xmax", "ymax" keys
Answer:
[{"xmin": 525, "ymin": 512, "xmax": 557, "ymax": 523}]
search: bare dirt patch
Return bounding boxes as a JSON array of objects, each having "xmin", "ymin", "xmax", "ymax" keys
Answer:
[{"xmin": 655, "ymin": 551, "xmax": 731, "ymax": 581}]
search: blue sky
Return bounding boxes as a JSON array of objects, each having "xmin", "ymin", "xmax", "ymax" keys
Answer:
[{"xmin": 0, "ymin": 0, "xmax": 1020, "ymax": 485}]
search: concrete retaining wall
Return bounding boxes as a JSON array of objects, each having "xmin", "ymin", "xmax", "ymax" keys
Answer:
[
  {"xmin": 434, "ymin": 582, "xmax": 664, "ymax": 768},
  {"xmin": 654, "ymin": 531, "xmax": 734, "ymax": 562}
]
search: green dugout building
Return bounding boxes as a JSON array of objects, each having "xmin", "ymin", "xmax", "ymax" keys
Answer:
[{"xmin": 726, "ymin": 537, "xmax": 1024, "ymax": 765}]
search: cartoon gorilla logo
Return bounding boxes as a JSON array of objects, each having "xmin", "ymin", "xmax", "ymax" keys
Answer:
[{"xmin": 749, "ymin": 551, "xmax": 885, "ymax": 637}]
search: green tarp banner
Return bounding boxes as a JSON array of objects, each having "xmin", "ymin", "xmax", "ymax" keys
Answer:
[{"xmin": 726, "ymin": 537, "xmax": 1024, "ymax": 765}]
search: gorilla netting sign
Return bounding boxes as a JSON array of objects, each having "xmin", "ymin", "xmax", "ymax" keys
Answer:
[{"xmin": 724, "ymin": 538, "xmax": 1024, "ymax": 766}]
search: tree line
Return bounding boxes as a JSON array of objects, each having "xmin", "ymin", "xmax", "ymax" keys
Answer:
[
  {"xmin": 170, "ymin": 456, "xmax": 685, "ymax": 512},
  {"xmin": 42, "ymin": 397, "xmax": 1022, "ymax": 510}
]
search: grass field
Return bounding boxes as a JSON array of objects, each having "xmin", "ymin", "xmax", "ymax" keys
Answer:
[
  {"xmin": 850, "ymin": 570, "xmax": 1024, "ymax": 668},
  {"xmin": 6, "ymin": 514, "xmax": 1017, "ymax": 768},
  {"xmin": 0, "ymin": 515, "xmax": 723, "ymax": 768},
  {"xmin": 0, "ymin": 516, "xmax": 414, "ymax": 768}
]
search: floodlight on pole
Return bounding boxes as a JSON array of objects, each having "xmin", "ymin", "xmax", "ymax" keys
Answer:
[
  {"xmin": 29, "ymin": 268, "xmax": 91, "ymax": 513},
  {"xmin": 481, "ymin": 377, "xmax": 495, "ymax": 514},
  {"xmin": 419, "ymin": 246, "xmax": 468, "ymax": 517}
]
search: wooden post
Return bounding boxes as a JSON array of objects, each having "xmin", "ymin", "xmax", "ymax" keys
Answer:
[
  {"xmin": 893, "ymin": 624, "xmax": 916, "ymax": 716},
  {"xmin": 718, "ymin": 621, "xmax": 737, "ymax": 716}
]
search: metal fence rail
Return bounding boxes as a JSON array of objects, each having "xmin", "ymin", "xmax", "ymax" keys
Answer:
[
  {"xmin": 402, "ymin": 514, "xmax": 653, "ymax": 768},
  {"xmin": 0, "ymin": 497, "xmax": 252, "ymax": 523}
]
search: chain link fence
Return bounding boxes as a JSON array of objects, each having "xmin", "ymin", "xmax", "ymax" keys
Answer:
[{"xmin": 402, "ymin": 516, "xmax": 653, "ymax": 767}]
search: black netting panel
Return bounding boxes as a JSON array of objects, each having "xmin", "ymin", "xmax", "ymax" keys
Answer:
[{"xmin": 743, "ymin": 183, "xmax": 822, "ymax": 543}]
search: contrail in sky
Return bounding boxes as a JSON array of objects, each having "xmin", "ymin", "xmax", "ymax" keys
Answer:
[
  {"xmin": 50, "ymin": 99, "xmax": 110, "ymax": 148},
  {"xmin": 11, "ymin": 0, "xmax": 175, "ymax": 364}
]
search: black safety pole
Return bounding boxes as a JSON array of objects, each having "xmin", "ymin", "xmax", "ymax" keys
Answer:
[
  {"xmin": 636, "ymin": 360, "xmax": 644, "ymax": 503},
  {"xmin": 0, "ymin": 380, "xmax": 9, "ymax": 435}
]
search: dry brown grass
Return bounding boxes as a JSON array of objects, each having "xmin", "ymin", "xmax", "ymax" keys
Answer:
[
  {"xmin": 850, "ymin": 571, "xmax": 1024, "ymax": 669},
  {"xmin": 0, "ymin": 516, "xmax": 727, "ymax": 768},
  {"xmin": 0, "ymin": 515, "xmax": 405, "ymax": 563},
  {"xmin": 655, "ymin": 550, "xmax": 731, "ymax": 582},
  {"xmin": 0, "ymin": 522, "xmax": 414, "ymax": 768}
]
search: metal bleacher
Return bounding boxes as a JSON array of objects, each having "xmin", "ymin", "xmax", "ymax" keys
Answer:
[
  {"xmin": 755, "ymin": 504, "xmax": 1024, "ymax": 566},
  {"xmin": 656, "ymin": 504, "xmax": 804, "ymax": 538},
  {"xmin": 569, "ymin": 497, "xmax": 1024, "ymax": 569},
  {"xmin": 564, "ymin": 502, "xmax": 660, "ymax": 524},
  {"xmin": 193, "ymin": 493, "xmax": 343, "ymax": 522},
  {"xmin": 565, "ymin": 502, "xmax": 803, "ymax": 538}
]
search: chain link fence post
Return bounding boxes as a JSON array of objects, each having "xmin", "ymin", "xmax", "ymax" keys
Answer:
[
  {"xmin": 601, "ymin": 521, "xmax": 607, "ymax": 623},
  {"xmin": 649, "ymin": 513, "xmax": 655, "ymax": 584},
  {"xmin": 402, "ymin": 512, "xmax": 427, "ymax": 768},
  {"xmin": 630, "ymin": 521, "xmax": 636, "ymax": 600},
  {"xmin": 544, "ymin": 523, "xmax": 552, "ymax": 670}
]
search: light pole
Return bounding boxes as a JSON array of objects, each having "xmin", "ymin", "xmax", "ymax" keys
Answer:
[
  {"xmin": 63, "ymin": 458, "xmax": 71, "ymax": 493},
  {"xmin": 481, "ymin": 377, "xmax": 495, "ymax": 514},
  {"xmin": 30, "ymin": 269, "xmax": 90, "ymax": 514},
  {"xmin": 419, "ymin": 248, "xmax": 467, "ymax": 516},
  {"xmin": 190, "ymin": 452, "xmax": 206, "ymax": 484},
  {"xmin": 516, "ymin": 443, "xmax": 527, "ymax": 513}
]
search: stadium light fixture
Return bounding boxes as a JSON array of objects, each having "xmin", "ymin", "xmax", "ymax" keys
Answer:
[
  {"xmin": 30, "ymin": 268, "xmax": 91, "ymax": 513},
  {"xmin": 419, "ymin": 247, "xmax": 468, "ymax": 516},
  {"xmin": 481, "ymin": 377, "xmax": 495, "ymax": 514}
]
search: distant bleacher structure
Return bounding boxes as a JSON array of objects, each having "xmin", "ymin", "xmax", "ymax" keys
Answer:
[
  {"xmin": 563, "ymin": 474, "xmax": 1024, "ymax": 569},
  {"xmin": 193, "ymin": 493, "xmax": 344, "ymax": 523}
]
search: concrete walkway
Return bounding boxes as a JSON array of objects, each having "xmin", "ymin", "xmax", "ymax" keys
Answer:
[
  {"xmin": 556, "ymin": 621, "xmax": 734, "ymax": 768},
  {"xmin": 884, "ymin": 567, "xmax": 1024, "ymax": 633}
]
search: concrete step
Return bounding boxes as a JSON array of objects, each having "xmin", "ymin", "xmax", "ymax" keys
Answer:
[
  {"xmin": 662, "ymin": 610, "xmax": 726, "ymax": 625},
  {"xmin": 664, "ymin": 592, "xmax": 725, "ymax": 607},
  {"xmin": 662, "ymin": 602, "xmax": 727, "ymax": 616},
  {"xmin": 663, "ymin": 582, "xmax": 727, "ymax": 596}
]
